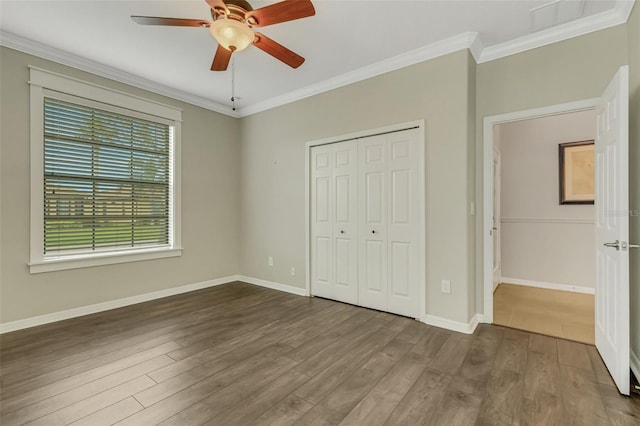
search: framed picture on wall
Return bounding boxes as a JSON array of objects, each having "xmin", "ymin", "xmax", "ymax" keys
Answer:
[{"xmin": 559, "ymin": 140, "xmax": 595, "ymax": 205}]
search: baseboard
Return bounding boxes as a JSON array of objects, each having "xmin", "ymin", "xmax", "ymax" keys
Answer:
[
  {"xmin": 631, "ymin": 350, "xmax": 640, "ymax": 383},
  {"xmin": 237, "ymin": 275, "xmax": 309, "ymax": 297},
  {"xmin": 500, "ymin": 277, "xmax": 595, "ymax": 295},
  {"xmin": 421, "ymin": 313, "xmax": 480, "ymax": 334},
  {"xmin": 0, "ymin": 275, "xmax": 238, "ymax": 334}
]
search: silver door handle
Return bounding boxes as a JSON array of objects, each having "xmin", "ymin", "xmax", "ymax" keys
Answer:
[
  {"xmin": 629, "ymin": 243, "xmax": 639, "ymax": 249},
  {"xmin": 604, "ymin": 240, "xmax": 620, "ymax": 250}
]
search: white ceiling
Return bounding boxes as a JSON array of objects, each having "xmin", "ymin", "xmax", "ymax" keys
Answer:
[{"xmin": 0, "ymin": 0, "xmax": 633, "ymax": 116}]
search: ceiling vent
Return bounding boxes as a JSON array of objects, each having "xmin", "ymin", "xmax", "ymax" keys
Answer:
[{"xmin": 530, "ymin": 0, "xmax": 586, "ymax": 32}]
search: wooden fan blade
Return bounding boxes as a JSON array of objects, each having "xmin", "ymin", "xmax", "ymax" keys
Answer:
[
  {"xmin": 205, "ymin": 0, "xmax": 229, "ymax": 15},
  {"xmin": 253, "ymin": 33, "xmax": 304, "ymax": 68},
  {"xmin": 131, "ymin": 16, "xmax": 210, "ymax": 27},
  {"xmin": 247, "ymin": 0, "xmax": 315, "ymax": 28},
  {"xmin": 211, "ymin": 45, "xmax": 233, "ymax": 71}
]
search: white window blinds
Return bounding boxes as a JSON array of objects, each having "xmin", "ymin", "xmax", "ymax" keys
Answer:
[{"xmin": 43, "ymin": 97, "xmax": 172, "ymax": 255}]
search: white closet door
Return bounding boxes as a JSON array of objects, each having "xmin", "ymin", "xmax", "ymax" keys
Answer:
[
  {"xmin": 333, "ymin": 141, "xmax": 359, "ymax": 304},
  {"xmin": 311, "ymin": 141, "xmax": 358, "ymax": 303},
  {"xmin": 312, "ymin": 127, "xmax": 421, "ymax": 319},
  {"xmin": 311, "ymin": 145, "xmax": 333, "ymax": 298},
  {"xmin": 386, "ymin": 129, "xmax": 420, "ymax": 317},
  {"xmin": 358, "ymin": 134, "xmax": 389, "ymax": 311}
]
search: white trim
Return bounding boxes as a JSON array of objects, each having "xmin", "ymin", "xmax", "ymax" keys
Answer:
[
  {"xmin": 482, "ymin": 98, "xmax": 598, "ymax": 324},
  {"xmin": 305, "ymin": 121, "xmax": 424, "ymax": 148},
  {"xmin": 237, "ymin": 276, "xmax": 309, "ymax": 297},
  {"xmin": 0, "ymin": 31, "xmax": 237, "ymax": 118},
  {"xmin": 239, "ymin": 33, "xmax": 478, "ymax": 117},
  {"xmin": 501, "ymin": 217, "xmax": 595, "ymax": 224},
  {"xmin": 500, "ymin": 277, "xmax": 595, "ymax": 294},
  {"xmin": 305, "ymin": 120, "xmax": 426, "ymax": 321},
  {"xmin": 29, "ymin": 248, "xmax": 183, "ymax": 274},
  {"xmin": 304, "ymin": 138, "xmax": 311, "ymax": 298},
  {"xmin": 421, "ymin": 313, "xmax": 480, "ymax": 335},
  {"xmin": 478, "ymin": 0, "xmax": 635, "ymax": 63},
  {"xmin": 30, "ymin": 67, "xmax": 182, "ymax": 121},
  {"xmin": 0, "ymin": 276, "xmax": 238, "ymax": 334},
  {"xmin": 631, "ymin": 350, "xmax": 640, "ymax": 382}
]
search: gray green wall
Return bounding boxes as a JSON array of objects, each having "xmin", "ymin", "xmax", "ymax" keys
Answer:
[
  {"xmin": 0, "ymin": 47, "xmax": 241, "ymax": 323},
  {"xmin": 240, "ymin": 50, "xmax": 477, "ymax": 324},
  {"xmin": 474, "ymin": 23, "xmax": 629, "ymax": 316}
]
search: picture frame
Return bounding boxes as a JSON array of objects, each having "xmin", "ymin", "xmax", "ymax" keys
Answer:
[{"xmin": 559, "ymin": 140, "xmax": 595, "ymax": 205}]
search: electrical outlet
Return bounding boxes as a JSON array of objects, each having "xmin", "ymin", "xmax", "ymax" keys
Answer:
[
  {"xmin": 441, "ymin": 279, "xmax": 451, "ymax": 294},
  {"xmin": 290, "ymin": 267, "xmax": 296, "ymax": 276},
  {"xmin": 268, "ymin": 256, "xmax": 273, "ymax": 266}
]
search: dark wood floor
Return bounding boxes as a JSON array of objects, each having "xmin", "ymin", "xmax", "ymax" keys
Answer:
[{"xmin": 0, "ymin": 282, "xmax": 638, "ymax": 425}]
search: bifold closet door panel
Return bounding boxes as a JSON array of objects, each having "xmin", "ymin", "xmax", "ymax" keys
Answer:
[
  {"xmin": 310, "ymin": 141, "xmax": 358, "ymax": 304},
  {"xmin": 386, "ymin": 129, "xmax": 420, "ymax": 317},
  {"xmin": 358, "ymin": 134, "xmax": 389, "ymax": 312},
  {"xmin": 332, "ymin": 141, "xmax": 359, "ymax": 304},
  {"xmin": 311, "ymin": 145, "xmax": 333, "ymax": 299}
]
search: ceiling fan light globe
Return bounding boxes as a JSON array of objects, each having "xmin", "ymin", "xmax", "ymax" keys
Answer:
[{"xmin": 210, "ymin": 19, "xmax": 254, "ymax": 52}]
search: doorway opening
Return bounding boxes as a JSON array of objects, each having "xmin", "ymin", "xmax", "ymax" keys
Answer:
[
  {"xmin": 490, "ymin": 110, "xmax": 596, "ymax": 344},
  {"xmin": 482, "ymin": 67, "xmax": 630, "ymax": 395}
]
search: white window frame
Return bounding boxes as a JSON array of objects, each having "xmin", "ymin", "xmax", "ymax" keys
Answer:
[{"xmin": 29, "ymin": 67, "xmax": 183, "ymax": 273}]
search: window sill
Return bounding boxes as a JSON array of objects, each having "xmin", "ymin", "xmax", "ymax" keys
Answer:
[{"xmin": 29, "ymin": 247, "xmax": 183, "ymax": 274}]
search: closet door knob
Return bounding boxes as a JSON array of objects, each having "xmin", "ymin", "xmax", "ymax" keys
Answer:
[
  {"xmin": 371, "ymin": 230, "xmax": 376, "ymax": 234},
  {"xmin": 340, "ymin": 230, "xmax": 345, "ymax": 234}
]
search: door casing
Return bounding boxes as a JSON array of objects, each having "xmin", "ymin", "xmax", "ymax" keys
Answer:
[{"xmin": 481, "ymin": 99, "xmax": 599, "ymax": 323}]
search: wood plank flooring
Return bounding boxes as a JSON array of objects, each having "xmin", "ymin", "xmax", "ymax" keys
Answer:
[
  {"xmin": 494, "ymin": 283, "xmax": 595, "ymax": 344},
  {"xmin": 1, "ymin": 282, "xmax": 638, "ymax": 425}
]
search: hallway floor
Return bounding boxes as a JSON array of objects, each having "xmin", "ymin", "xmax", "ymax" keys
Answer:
[{"xmin": 493, "ymin": 283, "xmax": 595, "ymax": 344}]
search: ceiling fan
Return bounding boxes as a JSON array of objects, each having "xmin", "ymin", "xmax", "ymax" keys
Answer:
[{"xmin": 131, "ymin": 0, "xmax": 315, "ymax": 71}]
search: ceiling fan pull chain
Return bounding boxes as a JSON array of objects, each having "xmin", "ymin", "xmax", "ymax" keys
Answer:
[{"xmin": 231, "ymin": 57, "xmax": 236, "ymax": 111}]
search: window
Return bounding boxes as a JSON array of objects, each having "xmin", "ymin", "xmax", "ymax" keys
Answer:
[{"xmin": 30, "ymin": 68, "xmax": 182, "ymax": 273}]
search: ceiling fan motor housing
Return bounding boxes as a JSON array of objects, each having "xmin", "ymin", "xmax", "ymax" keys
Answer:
[{"xmin": 212, "ymin": 0, "xmax": 259, "ymax": 26}]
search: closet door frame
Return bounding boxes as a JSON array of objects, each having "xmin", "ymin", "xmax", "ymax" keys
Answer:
[{"xmin": 305, "ymin": 120, "xmax": 426, "ymax": 320}]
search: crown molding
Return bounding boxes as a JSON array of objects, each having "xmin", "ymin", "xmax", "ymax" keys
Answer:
[
  {"xmin": 0, "ymin": 0, "xmax": 635, "ymax": 117},
  {"xmin": 236, "ymin": 32, "xmax": 479, "ymax": 117},
  {"xmin": 0, "ymin": 31, "xmax": 238, "ymax": 118},
  {"xmin": 477, "ymin": 0, "xmax": 635, "ymax": 63}
]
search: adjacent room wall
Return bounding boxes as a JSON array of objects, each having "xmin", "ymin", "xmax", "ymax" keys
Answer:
[
  {"xmin": 626, "ymin": 3, "xmax": 640, "ymax": 374},
  {"xmin": 475, "ymin": 23, "xmax": 629, "ymax": 314},
  {"xmin": 240, "ymin": 50, "xmax": 477, "ymax": 325},
  {"xmin": 497, "ymin": 111, "xmax": 596, "ymax": 290},
  {"xmin": 0, "ymin": 47, "xmax": 242, "ymax": 323}
]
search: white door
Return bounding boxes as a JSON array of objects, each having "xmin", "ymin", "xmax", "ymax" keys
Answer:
[
  {"xmin": 358, "ymin": 130, "xmax": 420, "ymax": 317},
  {"xmin": 386, "ymin": 129, "xmax": 420, "ymax": 317},
  {"xmin": 595, "ymin": 66, "xmax": 629, "ymax": 395},
  {"xmin": 311, "ymin": 142, "xmax": 358, "ymax": 303},
  {"xmin": 310, "ymin": 145, "xmax": 333, "ymax": 299},
  {"xmin": 333, "ymin": 141, "xmax": 359, "ymax": 304},
  {"xmin": 358, "ymin": 134, "xmax": 388, "ymax": 311},
  {"xmin": 311, "ymin": 127, "xmax": 422, "ymax": 319},
  {"xmin": 492, "ymin": 148, "xmax": 502, "ymax": 291}
]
